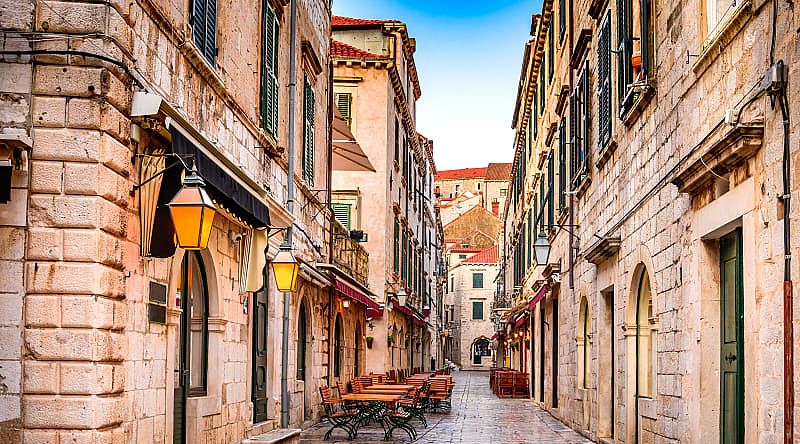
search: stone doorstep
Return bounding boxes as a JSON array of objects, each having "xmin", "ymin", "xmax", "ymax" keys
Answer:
[{"xmin": 242, "ymin": 428, "xmax": 301, "ymax": 444}]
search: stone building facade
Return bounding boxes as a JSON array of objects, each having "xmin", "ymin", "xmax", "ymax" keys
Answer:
[
  {"xmin": 446, "ymin": 247, "xmax": 498, "ymax": 369},
  {"xmin": 435, "ymin": 162, "xmax": 512, "ymax": 218},
  {"xmin": 331, "ymin": 16, "xmax": 439, "ymax": 375},
  {"xmin": 0, "ymin": 0, "xmax": 376, "ymax": 442},
  {"xmin": 500, "ymin": 1, "xmax": 799, "ymax": 444}
]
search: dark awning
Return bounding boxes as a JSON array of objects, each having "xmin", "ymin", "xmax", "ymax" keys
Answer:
[{"xmin": 171, "ymin": 127, "xmax": 270, "ymax": 228}]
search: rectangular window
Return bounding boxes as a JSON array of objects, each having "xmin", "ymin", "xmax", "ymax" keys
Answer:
[
  {"xmin": 402, "ymin": 230, "xmax": 408, "ymax": 283},
  {"xmin": 539, "ymin": 176, "xmax": 546, "ymax": 233},
  {"xmin": 393, "ymin": 217, "xmax": 400, "ymax": 274},
  {"xmin": 332, "ymin": 203, "xmax": 351, "ymax": 229},
  {"xmin": 191, "ymin": 0, "xmax": 217, "ymax": 64},
  {"xmin": 548, "ymin": 23, "xmax": 554, "ymax": 83},
  {"xmin": 260, "ymin": 1, "xmax": 279, "ymax": 136},
  {"xmin": 617, "ymin": 0, "xmax": 653, "ymax": 117},
  {"xmin": 539, "ymin": 70, "xmax": 545, "ymax": 114},
  {"xmin": 472, "ymin": 272, "xmax": 483, "ymax": 289},
  {"xmin": 558, "ymin": 119, "xmax": 567, "ymax": 210},
  {"xmin": 571, "ymin": 62, "xmax": 589, "ymax": 189},
  {"xmin": 335, "ymin": 92, "xmax": 353, "ymax": 128},
  {"xmin": 532, "ymin": 98, "xmax": 538, "ymax": 140},
  {"xmin": 302, "ymin": 76, "xmax": 315, "ymax": 186},
  {"xmin": 527, "ymin": 211, "xmax": 533, "ymax": 269},
  {"xmin": 558, "ymin": 0, "xmax": 566, "ymax": 42},
  {"xmin": 598, "ymin": 13, "xmax": 612, "ymax": 150},
  {"xmin": 394, "ymin": 118, "xmax": 400, "ymax": 164},
  {"xmin": 472, "ymin": 301, "xmax": 484, "ymax": 320}
]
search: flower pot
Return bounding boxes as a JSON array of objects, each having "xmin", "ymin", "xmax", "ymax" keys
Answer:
[
  {"xmin": 631, "ymin": 53, "xmax": 642, "ymax": 70},
  {"xmin": 366, "ymin": 337, "xmax": 374, "ymax": 349}
]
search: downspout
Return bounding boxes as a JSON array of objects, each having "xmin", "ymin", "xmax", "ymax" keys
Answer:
[
  {"xmin": 567, "ymin": 0, "xmax": 575, "ymax": 291},
  {"xmin": 327, "ymin": 60, "xmax": 335, "ymax": 384},
  {"xmin": 279, "ymin": 0, "xmax": 297, "ymax": 428},
  {"xmin": 777, "ymin": 71, "xmax": 793, "ymax": 444}
]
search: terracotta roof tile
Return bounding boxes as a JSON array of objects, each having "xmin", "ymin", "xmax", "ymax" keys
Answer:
[
  {"xmin": 332, "ymin": 15, "xmax": 399, "ymax": 28},
  {"xmin": 486, "ymin": 163, "xmax": 512, "ymax": 181},
  {"xmin": 435, "ymin": 167, "xmax": 488, "ymax": 181},
  {"xmin": 330, "ymin": 39, "xmax": 382, "ymax": 58},
  {"xmin": 462, "ymin": 246, "xmax": 499, "ymax": 264}
]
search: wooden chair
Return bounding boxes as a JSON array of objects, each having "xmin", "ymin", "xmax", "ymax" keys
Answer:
[
  {"xmin": 398, "ymin": 379, "xmax": 429, "ymax": 428},
  {"xmin": 319, "ymin": 386, "xmax": 358, "ymax": 440},
  {"xmin": 350, "ymin": 378, "xmax": 364, "ymax": 394},
  {"xmin": 359, "ymin": 376, "xmax": 373, "ymax": 388},
  {"xmin": 428, "ymin": 379, "xmax": 452, "ymax": 411},
  {"xmin": 497, "ymin": 372, "xmax": 514, "ymax": 398}
]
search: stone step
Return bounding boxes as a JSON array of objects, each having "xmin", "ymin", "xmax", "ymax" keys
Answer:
[{"xmin": 243, "ymin": 428, "xmax": 301, "ymax": 444}]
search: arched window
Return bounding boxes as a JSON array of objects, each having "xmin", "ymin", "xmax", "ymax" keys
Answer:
[
  {"xmin": 636, "ymin": 269, "xmax": 653, "ymax": 397},
  {"xmin": 333, "ymin": 314, "xmax": 343, "ymax": 377},
  {"xmin": 176, "ymin": 251, "xmax": 208, "ymax": 396},
  {"xmin": 297, "ymin": 301, "xmax": 308, "ymax": 381},
  {"xmin": 473, "ymin": 338, "xmax": 490, "ymax": 365},
  {"xmin": 578, "ymin": 297, "xmax": 591, "ymax": 389}
]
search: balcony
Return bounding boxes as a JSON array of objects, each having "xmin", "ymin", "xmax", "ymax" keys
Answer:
[
  {"xmin": 332, "ymin": 222, "xmax": 369, "ymax": 288},
  {"xmin": 492, "ymin": 293, "xmax": 513, "ymax": 310}
]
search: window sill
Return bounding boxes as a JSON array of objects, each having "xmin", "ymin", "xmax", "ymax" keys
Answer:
[
  {"xmin": 595, "ymin": 140, "xmax": 616, "ymax": 169},
  {"xmin": 620, "ymin": 81, "xmax": 656, "ymax": 127},
  {"xmin": 571, "ymin": 174, "xmax": 591, "ymax": 199},
  {"xmin": 692, "ymin": 1, "xmax": 754, "ymax": 77}
]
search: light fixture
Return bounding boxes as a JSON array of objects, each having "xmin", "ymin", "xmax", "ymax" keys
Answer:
[
  {"xmin": 342, "ymin": 299, "xmax": 350, "ymax": 308},
  {"xmin": 397, "ymin": 288, "xmax": 408, "ymax": 307},
  {"xmin": 534, "ymin": 231, "xmax": 551, "ymax": 265},
  {"xmin": 271, "ymin": 241, "xmax": 299, "ymax": 293},
  {"xmin": 168, "ymin": 167, "xmax": 216, "ymax": 250}
]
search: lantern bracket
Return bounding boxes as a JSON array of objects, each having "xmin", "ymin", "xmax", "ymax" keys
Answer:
[
  {"xmin": 132, "ymin": 153, "xmax": 196, "ymax": 191},
  {"xmin": 266, "ymin": 225, "xmax": 290, "ymax": 239}
]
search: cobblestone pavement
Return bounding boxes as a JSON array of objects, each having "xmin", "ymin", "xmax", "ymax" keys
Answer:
[{"xmin": 300, "ymin": 371, "xmax": 594, "ymax": 444}]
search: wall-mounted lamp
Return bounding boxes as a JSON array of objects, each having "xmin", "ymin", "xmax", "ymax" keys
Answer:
[
  {"xmin": 168, "ymin": 167, "xmax": 216, "ymax": 250},
  {"xmin": 271, "ymin": 240, "xmax": 299, "ymax": 292},
  {"xmin": 342, "ymin": 299, "xmax": 350, "ymax": 309},
  {"xmin": 397, "ymin": 288, "xmax": 408, "ymax": 307}
]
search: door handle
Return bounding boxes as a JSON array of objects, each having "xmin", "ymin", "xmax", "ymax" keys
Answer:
[{"xmin": 725, "ymin": 353, "xmax": 737, "ymax": 364}]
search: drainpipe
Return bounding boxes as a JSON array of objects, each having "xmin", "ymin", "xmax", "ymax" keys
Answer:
[
  {"xmin": 327, "ymin": 60, "xmax": 335, "ymax": 383},
  {"xmin": 280, "ymin": 0, "xmax": 298, "ymax": 429}
]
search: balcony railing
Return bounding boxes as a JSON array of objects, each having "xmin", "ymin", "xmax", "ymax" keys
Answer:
[
  {"xmin": 492, "ymin": 293, "xmax": 513, "ymax": 310},
  {"xmin": 332, "ymin": 222, "xmax": 369, "ymax": 288}
]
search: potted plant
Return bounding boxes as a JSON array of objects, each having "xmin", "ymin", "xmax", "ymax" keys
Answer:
[
  {"xmin": 366, "ymin": 336, "xmax": 374, "ymax": 349},
  {"xmin": 387, "ymin": 334, "xmax": 395, "ymax": 345}
]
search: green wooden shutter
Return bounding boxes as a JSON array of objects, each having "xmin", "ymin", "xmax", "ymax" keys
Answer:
[
  {"xmin": 261, "ymin": 2, "xmax": 278, "ymax": 136},
  {"xmin": 598, "ymin": 13, "xmax": 612, "ymax": 150},
  {"xmin": 472, "ymin": 273, "xmax": 484, "ymax": 289},
  {"xmin": 569, "ymin": 93, "xmax": 577, "ymax": 188},
  {"xmin": 617, "ymin": 0, "xmax": 631, "ymax": 115},
  {"xmin": 539, "ymin": 174, "xmax": 545, "ymax": 233},
  {"xmin": 302, "ymin": 76, "xmax": 315, "ymax": 186},
  {"xmin": 558, "ymin": 119, "xmax": 567, "ymax": 210},
  {"xmin": 191, "ymin": 0, "xmax": 217, "ymax": 64},
  {"xmin": 547, "ymin": 151, "xmax": 555, "ymax": 226},
  {"xmin": 472, "ymin": 301, "xmax": 483, "ymax": 320},
  {"xmin": 533, "ymin": 96, "xmax": 538, "ymax": 140},
  {"xmin": 335, "ymin": 92, "xmax": 353, "ymax": 128},
  {"xmin": 332, "ymin": 203, "xmax": 351, "ymax": 230},
  {"xmin": 581, "ymin": 60, "xmax": 590, "ymax": 171},
  {"xmin": 527, "ymin": 211, "xmax": 533, "ymax": 268},
  {"xmin": 539, "ymin": 70, "xmax": 545, "ymax": 114},
  {"xmin": 558, "ymin": 0, "xmax": 566, "ymax": 42}
]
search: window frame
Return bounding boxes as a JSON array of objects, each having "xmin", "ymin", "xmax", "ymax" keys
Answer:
[
  {"xmin": 472, "ymin": 272, "xmax": 484, "ymax": 289},
  {"xmin": 472, "ymin": 301, "xmax": 484, "ymax": 320},
  {"xmin": 260, "ymin": 0, "xmax": 279, "ymax": 136}
]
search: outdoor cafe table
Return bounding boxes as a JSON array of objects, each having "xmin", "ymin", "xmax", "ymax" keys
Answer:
[
  {"xmin": 341, "ymin": 393, "xmax": 406, "ymax": 436},
  {"xmin": 363, "ymin": 384, "xmax": 414, "ymax": 391},
  {"xmin": 360, "ymin": 387, "xmax": 412, "ymax": 395}
]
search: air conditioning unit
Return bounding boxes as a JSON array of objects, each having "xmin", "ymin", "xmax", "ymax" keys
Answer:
[{"xmin": 349, "ymin": 230, "xmax": 368, "ymax": 243}]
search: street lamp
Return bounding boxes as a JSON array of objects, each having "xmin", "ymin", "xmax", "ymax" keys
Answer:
[
  {"xmin": 533, "ymin": 231, "xmax": 551, "ymax": 265},
  {"xmin": 397, "ymin": 288, "xmax": 408, "ymax": 307},
  {"xmin": 342, "ymin": 299, "xmax": 350, "ymax": 308},
  {"xmin": 168, "ymin": 168, "xmax": 217, "ymax": 250},
  {"xmin": 271, "ymin": 241, "xmax": 299, "ymax": 292}
]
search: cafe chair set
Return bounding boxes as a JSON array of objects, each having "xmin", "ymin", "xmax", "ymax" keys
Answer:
[{"xmin": 490, "ymin": 367, "xmax": 530, "ymax": 398}]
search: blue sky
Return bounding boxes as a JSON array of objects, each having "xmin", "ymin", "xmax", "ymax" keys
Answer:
[{"xmin": 332, "ymin": 0, "xmax": 541, "ymax": 170}]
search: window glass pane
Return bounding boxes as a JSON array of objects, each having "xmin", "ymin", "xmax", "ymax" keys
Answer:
[
  {"xmin": 472, "ymin": 301, "xmax": 484, "ymax": 320},
  {"xmin": 472, "ymin": 272, "xmax": 483, "ymax": 288},
  {"xmin": 188, "ymin": 253, "xmax": 207, "ymax": 392}
]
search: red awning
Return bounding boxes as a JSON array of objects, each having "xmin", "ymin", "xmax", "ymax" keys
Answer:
[
  {"xmin": 528, "ymin": 285, "xmax": 548, "ymax": 309},
  {"xmin": 335, "ymin": 279, "xmax": 383, "ymax": 317},
  {"xmin": 514, "ymin": 314, "xmax": 527, "ymax": 328},
  {"xmin": 411, "ymin": 315, "xmax": 426, "ymax": 326}
]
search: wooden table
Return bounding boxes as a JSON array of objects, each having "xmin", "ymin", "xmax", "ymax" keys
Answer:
[
  {"xmin": 367, "ymin": 384, "xmax": 414, "ymax": 390},
  {"xmin": 342, "ymin": 393, "xmax": 403, "ymax": 402},
  {"xmin": 361, "ymin": 387, "xmax": 411, "ymax": 395}
]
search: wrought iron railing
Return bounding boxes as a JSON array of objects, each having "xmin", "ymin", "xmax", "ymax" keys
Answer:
[
  {"xmin": 492, "ymin": 293, "xmax": 513, "ymax": 310},
  {"xmin": 332, "ymin": 222, "xmax": 370, "ymax": 288}
]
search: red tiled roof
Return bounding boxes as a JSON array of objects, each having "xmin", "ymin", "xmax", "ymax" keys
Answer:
[
  {"xmin": 462, "ymin": 246, "xmax": 499, "ymax": 264},
  {"xmin": 330, "ymin": 39, "xmax": 382, "ymax": 58},
  {"xmin": 332, "ymin": 15, "xmax": 399, "ymax": 28},
  {"xmin": 486, "ymin": 163, "xmax": 512, "ymax": 181},
  {"xmin": 435, "ymin": 167, "xmax": 488, "ymax": 181},
  {"xmin": 449, "ymin": 247, "xmax": 483, "ymax": 254}
]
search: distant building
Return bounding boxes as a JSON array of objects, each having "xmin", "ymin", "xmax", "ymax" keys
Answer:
[{"xmin": 435, "ymin": 163, "xmax": 511, "ymax": 218}]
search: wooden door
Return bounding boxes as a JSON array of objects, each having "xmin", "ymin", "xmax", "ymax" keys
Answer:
[
  {"xmin": 252, "ymin": 272, "xmax": 268, "ymax": 423},
  {"xmin": 720, "ymin": 230, "xmax": 744, "ymax": 443}
]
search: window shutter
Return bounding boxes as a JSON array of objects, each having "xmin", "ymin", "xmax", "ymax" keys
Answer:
[
  {"xmin": 548, "ymin": 24, "xmax": 554, "ymax": 82},
  {"xmin": 335, "ymin": 92, "xmax": 353, "ymax": 127},
  {"xmin": 332, "ymin": 203, "xmax": 351, "ymax": 230},
  {"xmin": 617, "ymin": 0, "xmax": 631, "ymax": 114},
  {"xmin": 569, "ymin": 94, "xmax": 577, "ymax": 188},
  {"xmin": 598, "ymin": 13, "xmax": 612, "ymax": 150},
  {"xmin": 203, "ymin": 0, "xmax": 217, "ymax": 62},
  {"xmin": 558, "ymin": 0, "xmax": 566, "ymax": 42},
  {"xmin": 539, "ymin": 178, "xmax": 545, "ymax": 232},
  {"xmin": 302, "ymin": 77, "xmax": 315, "ymax": 186},
  {"xmin": 532, "ymin": 97, "xmax": 538, "ymax": 140},
  {"xmin": 191, "ymin": 0, "xmax": 207, "ymax": 58},
  {"xmin": 539, "ymin": 70, "xmax": 545, "ymax": 114},
  {"xmin": 558, "ymin": 120, "xmax": 567, "ymax": 210},
  {"xmin": 581, "ymin": 61, "xmax": 590, "ymax": 171},
  {"xmin": 261, "ymin": 2, "xmax": 278, "ymax": 136},
  {"xmin": 547, "ymin": 151, "xmax": 555, "ymax": 225},
  {"xmin": 527, "ymin": 211, "xmax": 533, "ymax": 268},
  {"xmin": 393, "ymin": 217, "xmax": 400, "ymax": 273},
  {"xmin": 472, "ymin": 273, "xmax": 483, "ymax": 289}
]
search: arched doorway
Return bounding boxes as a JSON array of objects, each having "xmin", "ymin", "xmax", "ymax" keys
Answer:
[
  {"xmin": 297, "ymin": 300, "xmax": 308, "ymax": 381},
  {"xmin": 472, "ymin": 337, "xmax": 490, "ymax": 366},
  {"xmin": 173, "ymin": 252, "xmax": 209, "ymax": 444}
]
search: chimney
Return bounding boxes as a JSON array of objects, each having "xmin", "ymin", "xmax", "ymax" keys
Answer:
[{"xmin": 491, "ymin": 200, "xmax": 499, "ymax": 216}]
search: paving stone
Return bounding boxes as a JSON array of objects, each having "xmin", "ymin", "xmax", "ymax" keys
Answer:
[{"xmin": 299, "ymin": 371, "xmax": 593, "ymax": 444}]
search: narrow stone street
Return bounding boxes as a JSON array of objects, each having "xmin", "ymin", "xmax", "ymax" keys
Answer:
[{"xmin": 300, "ymin": 371, "xmax": 593, "ymax": 444}]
